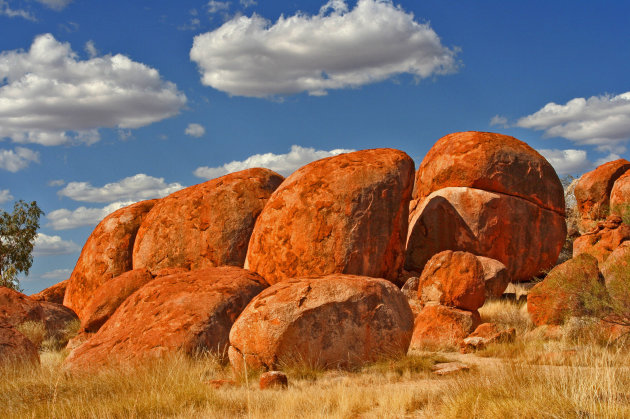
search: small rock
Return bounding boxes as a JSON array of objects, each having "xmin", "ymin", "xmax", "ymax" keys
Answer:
[
  {"xmin": 431, "ymin": 362, "xmax": 470, "ymax": 376},
  {"xmin": 259, "ymin": 371, "xmax": 288, "ymax": 389},
  {"xmin": 207, "ymin": 379, "xmax": 236, "ymax": 389}
]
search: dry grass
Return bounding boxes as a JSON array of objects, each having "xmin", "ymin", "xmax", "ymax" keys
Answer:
[{"xmin": 3, "ymin": 300, "xmax": 630, "ymax": 418}]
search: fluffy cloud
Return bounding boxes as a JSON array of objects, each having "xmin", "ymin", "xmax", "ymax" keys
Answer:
[
  {"xmin": 190, "ymin": 0, "xmax": 458, "ymax": 97},
  {"xmin": 517, "ymin": 92, "xmax": 630, "ymax": 153},
  {"xmin": 0, "ymin": 189, "xmax": 13, "ymax": 204},
  {"xmin": 240, "ymin": 0, "xmax": 256, "ymax": 7},
  {"xmin": 58, "ymin": 174, "xmax": 184, "ymax": 203},
  {"xmin": 35, "ymin": 0, "xmax": 73, "ymax": 11},
  {"xmin": 33, "ymin": 233, "xmax": 80, "ymax": 255},
  {"xmin": 185, "ymin": 123, "xmax": 206, "ymax": 138},
  {"xmin": 47, "ymin": 201, "xmax": 134, "ymax": 230},
  {"xmin": 537, "ymin": 149, "xmax": 592, "ymax": 176},
  {"xmin": 208, "ymin": 1, "xmax": 230, "ymax": 13},
  {"xmin": 0, "ymin": 34, "xmax": 187, "ymax": 146},
  {"xmin": 0, "ymin": 0, "xmax": 35, "ymax": 20},
  {"xmin": 194, "ymin": 144, "xmax": 354, "ymax": 179},
  {"xmin": 40, "ymin": 268, "xmax": 72, "ymax": 280},
  {"xmin": 0, "ymin": 147, "xmax": 39, "ymax": 172},
  {"xmin": 489, "ymin": 115, "xmax": 508, "ymax": 127}
]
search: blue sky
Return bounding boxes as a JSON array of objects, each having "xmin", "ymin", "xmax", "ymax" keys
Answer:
[{"xmin": 1, "ymin": 0, "xmax": 629, "ymax": 293}]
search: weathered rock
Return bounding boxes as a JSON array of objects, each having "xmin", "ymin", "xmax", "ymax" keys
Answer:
[
  {"xmin": 259, "ymin": 371, "xmax": 288, "ymax": 389},
  {"xmin": 409, "ymin": 305, "xmax": 481, "ymax": 349},
  {"xmin": 400, "ymin": 273, "xmax": 421, "ymax": 300},
  {"xmin": 0, "ymin": 287, "xmax": 44, "ymax": 327},
  {"xmin": 414, "ymin": 131, "xmax": 565, "ymax": 215},
  {"xmin": 417, "ymin": 251, "xmax": 485, "ymax": 311},
  {"xmin": 461, "ymin": 323, "xmax": 516, "ymax": 352},
  {"xmin": 64, "ymin": 200, "xmax": 158, "ymax": 318},
  {"xmin": 228, "ymin": 275, "xmax": 414, "ymax": 373},
  {"xmin": 431, "ymin": 362, "xmax": 470, "ymax": 376},
  {"xmin": 573, "ymin": 215, "xmax": 630, "ymax": 263},
  {"xmin": 477, "ymin": 256, "xmax": 510, "ymax": 299},
  {"xmin": 30, "ymin": 279, "xmax": 68, "ymax": 304},
  {"xmin": 601, "ymin": 242, "xmax": 630, "ymax": 309},
  {"xmin": 80, "ymin": 269, "xmax": 155, "ymax": 333},
  {"xmin": 610, "ymin": 170, "xmax": 630, "ymax": 218},
  {"xmin": 245, "ymin": 149, "xmax": 415, "ymax": 285},
  {"xmin": 406, "ymin": 187, "xmax": 566, "ymax": 281},
  {"xmin": 574, "ymin": 159, "xmax": 630, "ymax": 233},
  {"xmin": 527, "ymin": 254, "xmax": 604, "ymax": 326},
  {"xmin": 63, "ymin": 267, "xmax": 268, "ymax": 371},
  {"xmin": 133, "ymin": 168, "xmax": 284, "ymax": 274},
  {"xmin": 39, "ymin": 301, "xmax": 78, "ymax": 337},
  {"xmin": 0, "ymin": 322, "xmax": 39, "ymax": 366}
]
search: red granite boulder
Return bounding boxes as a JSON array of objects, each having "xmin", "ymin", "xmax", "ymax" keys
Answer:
[
  {"xmin": 573, "ymin": 215, "xmax": 630, "ymax": 264},
  {"xmin": 610, "ymin": 170, "xmax": 630, "ymax": 219},
  {"xmin": 409, "ymin": 305, "xmax": 481, "ymax": 349},
  {"xmin": 476, "ymin": 256, "xmax": 511, "ymax": 299},
  {"xmin": 406, "ymin": 187, "xmax": 566, "ymax": 281},
  {"xmin": 30, "ymin": 279, "xmax": 68, "ymax": 304},
  {"xmin": 600, "ymin": 241, "xmax": 630, "ymax": 309},
  {"xmin": 228, "ymin": 275, "xmax": 414, "ymax": 373},
  {"xmin": 0, "ymin": 321, "xmax": 39, "ymax": 366},
  {"xmin": 417, "ymin": 251, "xmax": 485, "ymax": 311},
  {"xmin": 414, "ymin": 131, "xmax": 565, "ymax": 215},
  {"xmin": 245, "ymin": 149, "xmax": 415, "ymax": 285},
  {"xmin": 64, "ymin": 200, "xmax": 157, "ymax": 318},
  {"xmin": 0, "ymin": 287, "xmax": 43, "ymax": 327},
  {"xmin": 132, "ymin": 169, "xmax": 283, "ymax": 273},
  {"xmin": 574, "ymin": 159, "xmax": 630, "ymax": 233},
  {"xmin": 63, "ymin": 267, "xmax": 267, "ymax": 371}
]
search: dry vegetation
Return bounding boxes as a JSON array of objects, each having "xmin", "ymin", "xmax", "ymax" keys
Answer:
[{"xmin": 3, "ymin": 299, "xmax": 630, "ymax": 418}]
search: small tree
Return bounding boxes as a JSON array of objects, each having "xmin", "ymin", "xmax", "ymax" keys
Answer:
[{"xmin": 0, "ymin": 200, "xmax": 44, "ymax": 291}]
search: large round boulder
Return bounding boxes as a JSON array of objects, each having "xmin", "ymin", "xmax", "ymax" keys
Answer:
[
  {"xmin": 228, "ymin": 275, "xmax": 414, "ymax": 373},
  {"xmin": 527, "ymin": 254, "xmax": 604, "ymax": 326},
  {"xmin": 63, "ymin": 267, "xmax": 267, "ymax": 371},
  {"xmin": 409, "ymin": 305, "xmax": 481, "ymax": 349},
  {"xmin": 245, "ymin": 149, "xmax": 415, "ymax": 285},
  {"xmin": 417, "ymin": 251, "xmax": 485, "ymax": 311},
  {"xmin": 0, "ymin": 321, "xmax": 39, "ymax": 366},
  {"xmin": 132, "ymin": 168, "xmax": 284, "ymax": 273},
  {"xmin": 610, "ymin": 170, "xmax": 630, "ymax": 219},
  {"xmin": 30, "ymin": 279, "xmax": 68, "ymax": 304},
  {"xmin": 477, "ymin": 256, "xmax": 510, "ymax": 299},
  {"xmin": 414, "ymin": 131, "xmax": 565, "ymax": 214},
  {"xmin": 574, "ymin": 159, "xmax": 630, "ymax": 233},
  {"xmin": 64, "ymin": 199, "xmax": 158, "ymax": 317},
  {"xmin": 600, "ymin": 241, "xmax": 630, "ymax": 309},
  {"xmin": 0, "ymin": 287, "xmax": 43, "ymax": 327},
  {"xmin": 405, "ymin": 187, "xmax": 566, "ymax": 281}
]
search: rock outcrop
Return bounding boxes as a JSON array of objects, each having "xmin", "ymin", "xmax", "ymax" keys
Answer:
[
  {"xmin": 63, "ymin": 267, "xmax": 267, "ymax": 371},
  {"xmin": 0, "ymin": 321, "xmax": 39, "ymax": 366},
  {"xmin": 133, "ymin": 169, "xmax": 283, "ymax": 273},
  {"xmin": 610, "ymin": 171, "xmax": 630, "ymax": 218},
  {"xmin": 64, "ymin": 200, "xmax": 157, "ymax": 318},
  {"xmin": 409, "ymin": 305, "xmax": 481, "ymax": 349},
  {"xmin": 574, "ymin": 159, "xmax": 630, "ymax": 233},
  {"xmin": 477, "ymin": 256, "xmax": 510, "ymax": 299},
  {"xmin": 573, "ymin": 215, "xmax": 630, "ymax": 263},
  {"xmin": 0, "ymin": 287, "xmax": 44, "ymax": 327},
  {"xmin": 30, "ymin": 279, "xmax": 68, "ymax": 304},
  {"xmin": 245, "ymin": 149, "xmax": 415, "ymax": 284},
  {"xmin": 228, "ymin": 275, "xmax": 414, "ymax": 373}
]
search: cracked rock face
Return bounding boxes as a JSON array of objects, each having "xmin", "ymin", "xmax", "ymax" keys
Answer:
[
  {"xmin": 63, "ymin": 267, "xmax": 267, "ymax": 372},
  {"xmin": 64, "ymin": 200, "xmax": 158, "ymax": 317},
  {"xmin": 228, "ymin": 275, "xmax": 414, "ymax": 373},
  {"xmin": 133, "ymin": 168, "xmax": 284, "ymax": 273},
  {"xmin": 406, "ymin": 132, "xmax": 566, "ymax": 281},
  {"xmin": 245, "ymin": 148, "xmax": 415, "ymax": 285}
]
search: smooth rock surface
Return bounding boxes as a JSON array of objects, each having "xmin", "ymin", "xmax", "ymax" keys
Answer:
[
  {"xmin": 409, "ymin": 305, "xmax": 481, "ymax": 349},
  {"xmin": 30, "ymin": 279, "xmax": 68, "ymax": 304},
  {"xmin": 0, "ymin": 321, "xmax": 39, "ymax": 366}
]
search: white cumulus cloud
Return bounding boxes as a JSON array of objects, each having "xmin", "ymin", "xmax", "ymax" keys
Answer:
[
  {"xmin": 47, "ymin": 201, "xmax": 135, "ymax": 230},
  {"xmin": 194, "ymin": 144, "xmax": 354, "ymax": 179},
  {"xmin": 40, "ymin": 268, "xmax": 72, "ymax": 280},
  {"xmin": 537, "ymin": 148, "xmax": 592, "ymax": 176},
  {"xmin": 58, "ymin": 173, "xmax": 184, "ymax": 203},
  {"xmin": 0, "ymin": 33, "xmax": 187, "ymax": 146},
  {"xmin": 0, "ymin": 147, "xmax": 39, "ymax": 172},
  {"xmin": 490, "ymin": 115, "xmax": 508, "ymax": 127},
  {"xmin": 35, "ymin": 0, "xmax": 73, "ymax": 11},
  {"xmin": 0, "ymin": 0, "xmax": 35, "ymax": 20},
  {"xmin": 517, "ymin": 92, "xmax": 630, "ymax": 153},
  {"xmin": 0, "ymin": 189, "xmax": 13, "ymax": 204},
  {"xmin": 185, "ymin": 123, "xmax": 206, "ymax": 138},
  {"xmin": 33, "ymin": 233, "xmax": 80, "ymax": 255},
  {"xmin": 190, "ymin": 0, "xmax": 458, "ymax": 98}
]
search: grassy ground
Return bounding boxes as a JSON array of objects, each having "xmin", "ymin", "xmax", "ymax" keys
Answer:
[{"xmin": 3, "ymin": 299, "xmax": 630, "ymax": 418}]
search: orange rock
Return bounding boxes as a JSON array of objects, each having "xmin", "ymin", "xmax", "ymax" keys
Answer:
[
  {"xmin": 80, "ymin": 269, "xmax": 155, "ymax": 333},
  {"xmin": 63, "ymin": 267, "xmax": 267, "ymax": 372},
  {"xmin": 527, "ymin": 254, "xmax": 603, "ymax": 326},
  {"xmin": 228, "ymin": 275, "xmax": 414, "ymax": 373},
  {"xmin": 460, "ymin": 322, "xmax": 516, "ymax": 352},
  {"xmin": 30, "ymin": 279, "xmax": 68, "ymax": 304},
  {"xmin": 574, "ymin": 159, "xmax": 630, "ymax": 233},
  {"xmin": 572, "ymin": 216, "xmax": 630, "ymax": 264},
  {"xmin": 417, "ymin": 251, "xmax": 485, "ymax": 311},
  {"xmin": 610, "ymin": 170, "xmax": 630, "ymax": 218},
  {"xmin": 409, "ymin": 305, "xmax": 481, "ymax": 349},
  {"xmin": 245, "ymin": 149, "xmax": 415, "ymax": 285},
  {"xmin": 476, "ymin": 256, "xmax": 510, "ymax": 299},
  {"xmin": 0, "ymin": 321, "xmax": 39, "ymax": 366},
  {"xmin": 259, "ymin": 371, "xmax": 288, "ymax": 389},
  {"xmin": 39, "ymin": 301, "xmax": 78, "ymax": 337},
  {"xmin": 601, "ymin": 242, "xmax": 630, "ymax": 309},
  {"xmin": 133, "ymin": 168, "xmax": 283, "ymax": 273},
  {"xmin": 406, "ymin": 187, "xmax": 566, "ymax": 281},
  {"xmin": 0, "ymin": 287, "xmax": 44, "ymax": 327},
  {"xmin": 64, "ymin": 200, "xmax": 157, "ymax": 318},
  {"xmin": 414, "ymin": 131, "xmax": 565, "ymax": 215}
]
